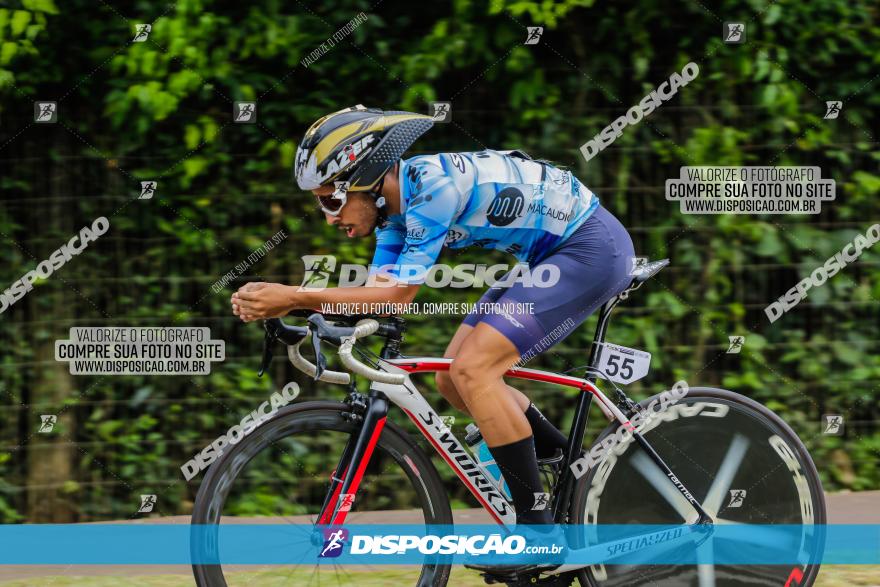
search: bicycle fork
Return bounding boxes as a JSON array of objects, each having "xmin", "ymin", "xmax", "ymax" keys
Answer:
[{"xmin": 317, "ymin": 392, "xmax": 388, "ymax": 526}]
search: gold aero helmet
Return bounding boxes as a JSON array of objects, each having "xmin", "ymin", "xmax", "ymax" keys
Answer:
[{"xmin": 294, "ymin": 105, "xmax": 434, "ymax": 192}]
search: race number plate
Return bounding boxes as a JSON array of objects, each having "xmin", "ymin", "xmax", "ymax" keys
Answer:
[{"xmin": 597, "ymin": 343, "xmax": 651, "ymax": 384}]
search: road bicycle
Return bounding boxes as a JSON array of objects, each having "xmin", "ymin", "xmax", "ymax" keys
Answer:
[{"xmin": 191, "ymin": 258, "xmax": 826, "ymax": 587}]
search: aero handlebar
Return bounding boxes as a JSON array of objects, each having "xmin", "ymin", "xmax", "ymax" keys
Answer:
[
  {"xmin": 261, "ymin": 315, "xmax": 405, "ymax": 385},
  {"xmin": 338, "ymin": 320, "xmax": 405, "ymax": 384}
]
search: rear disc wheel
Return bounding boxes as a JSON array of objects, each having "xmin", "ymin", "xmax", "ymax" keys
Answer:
[{"xmin": 571, "ymin": 387, "xmax": 826, "ymax": 587}]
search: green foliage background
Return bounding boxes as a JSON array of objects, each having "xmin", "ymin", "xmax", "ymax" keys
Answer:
[{"xmin": 0, "ymin": 0, "xmax": 877, "ymax": 522}]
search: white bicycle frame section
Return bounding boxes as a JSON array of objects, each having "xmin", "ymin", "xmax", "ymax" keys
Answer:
[{"xmin": 369, "ymin": 358, "xmax": 629, "ymax": 527}]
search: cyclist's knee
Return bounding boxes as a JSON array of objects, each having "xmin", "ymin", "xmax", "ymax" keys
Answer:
[
  {"xmin": 436, "ymin": 371, "xmax": 456, "ymax": 396},
  {"xmin": 436, "ymin": 372, "xmax": 469, "ymax": 413},
  {"xmin": 449, "ymin": 356, "xmax": 485, "ymax": 392}
]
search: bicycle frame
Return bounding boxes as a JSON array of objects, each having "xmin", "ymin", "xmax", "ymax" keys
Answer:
[{"xmin": 316, "ymin": 293, "xmax": 713, "ymax": 528}]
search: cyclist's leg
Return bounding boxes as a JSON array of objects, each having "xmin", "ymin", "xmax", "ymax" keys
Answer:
[
  {"xmin": 450, "ymin": 322, "xmax": 552, "ymax": 525},
  {"xmin": 439, "ymin": 285, "xmax": 530, "ymax": 413},
  {"xmin": 440, "ymin": 316, "xmax": 567, "ymax": 459},
  {"xmin": 453, "ymin": 205, "xmax": 635, "ymax": 526},
  {"xmin": 435, "ymin": 323, "xmax": 473, "ymax": 413},
  {"xmin": 436, "ymin": 322, "xmax": 531, "ymax": 415}
]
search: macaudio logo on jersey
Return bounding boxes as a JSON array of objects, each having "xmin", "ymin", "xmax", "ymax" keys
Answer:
[
  {"xmin": 526, "ymin": 201, "xmax": 574, "ymax": 222},
  {"xmin": 486, "ymin": 188, "xmax": 525, "ymax": 226},
  {"xmin": 320, "ymin": 528, "xmax": 349, "ymax": 558}
]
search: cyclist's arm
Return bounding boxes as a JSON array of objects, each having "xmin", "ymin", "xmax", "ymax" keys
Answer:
[
  {"xmin": 372, "ymin": 159, "xmax": 461, "ymax": 285},
  {"xmin": 294, "ymin": 162, "xmax": 460, "ymax": 309},
  {"xmin": 294, "ymin": 277, "xmax": 420, "ymax": 309},
  {"xmin": 233, "ymin": 274, "xmax": 420, "ymax": 320},
  {"xmin": 288, "ymin": 224, "xmax": 419, "ymax": 311}
]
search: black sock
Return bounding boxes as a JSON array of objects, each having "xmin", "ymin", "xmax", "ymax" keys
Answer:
[
  {"xmin": 488, "ymin": 436, "xmax": 553, "ymax": 525},
  {"xmin": 524, "ymin": 403, "xmax": 568, "ymax": 459}
]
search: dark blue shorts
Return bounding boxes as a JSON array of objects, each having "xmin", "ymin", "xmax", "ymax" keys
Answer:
[{"xmin": 462, "ymin": 205, "xmax": 635, "ymax": 357}]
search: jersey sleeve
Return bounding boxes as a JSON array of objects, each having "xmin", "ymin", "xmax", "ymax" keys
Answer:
[
  {"xmin": 379, "ymin": 158, "xmax": 463, "ymax": 284},
  {"xmin": 369, "ymin": 225, "xmax": 405, "ymax": 272}
]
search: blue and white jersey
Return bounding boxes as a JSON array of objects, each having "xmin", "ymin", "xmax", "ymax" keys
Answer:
[{"xmin": 370, "ymin": 150, "xmax": 599, "ymax": 282}]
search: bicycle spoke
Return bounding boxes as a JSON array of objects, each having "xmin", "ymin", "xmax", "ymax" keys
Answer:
[
  {"xmin": 702, "ymin": 434, "xmax": 750, "ymax": 517},
  {"xmin": 697, "ymin": 537, "xmax": 716, "ymax": 587},
  {"xmin": 630, "ymin": 451, "xmax": 696, "ymax": 523}
]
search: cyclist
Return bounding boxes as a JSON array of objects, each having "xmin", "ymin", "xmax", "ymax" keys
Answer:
[{"xmin": 232, "ymin": 105, "xmax": 635, "ymax": 556}]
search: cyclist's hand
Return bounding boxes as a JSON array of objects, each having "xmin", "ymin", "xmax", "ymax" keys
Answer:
[
  {"xmin": 239, "ymin": 281, "xmax": 269, "ymax": 293},
  {"xmin": 234, "ymin": 283, "xmax": 296, "ymax": 321},
  {"xmin": 232, "ymin": 282, "xmax": 269, "ymax": 322}
]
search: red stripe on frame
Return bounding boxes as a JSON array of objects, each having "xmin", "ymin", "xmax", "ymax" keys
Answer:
[
  {"xmin": 330, "ymin": 417, "xmax": 386, "ymax": 526},
  {"xmin": 318, "ymin": 464, "xmax": 349, "ymax": 525},
  {"xmin": 388, "ymin": 359, "xmax": 599, "ymax": 394}
]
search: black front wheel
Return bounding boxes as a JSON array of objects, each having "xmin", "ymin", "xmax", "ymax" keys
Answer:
[{"xmin": 190, "ymin": 401, "xmax": 454, "ymax": 587}]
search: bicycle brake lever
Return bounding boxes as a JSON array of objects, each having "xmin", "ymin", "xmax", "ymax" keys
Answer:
[
  {"xmin": 258, "ymin": 328, "xmax": 274, "ymax": 377},
  {"xmin": 311, "ymin": 332, "xmax": 326, "ymax": 381}
]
